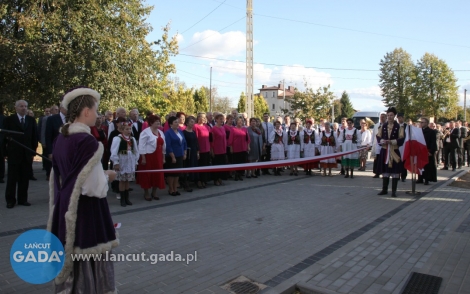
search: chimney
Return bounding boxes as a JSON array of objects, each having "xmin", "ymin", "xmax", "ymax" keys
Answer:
[
  {"xmin": 262, "ymin": 85, "xmax": 267, "ymax": 89},
  {"xmin": 278, "ymin": 84, "xmax": 282, "ymax": 89},
  {"xmin": 288, "ymin": 86, "xmax": 294, "ymax": 92}
]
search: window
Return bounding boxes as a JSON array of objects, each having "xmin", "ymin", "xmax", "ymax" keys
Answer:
[
  {"xmin": 272, "ymin": 103, "xmax": 275, "ymax": 110},
  {"xmin": 272, "ymin": 92, "xmax": 275, "ymax": 97},
  {"xmin": 264, "ymin": 92, "xmax": 267, "ymax": 98}
]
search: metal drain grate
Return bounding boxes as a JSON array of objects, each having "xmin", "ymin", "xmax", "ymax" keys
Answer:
[
  {"xmin": 401, "ymin": 272, "xmax": 442, "ymax": 294},
  {"xmin": 222, "ymin": 275, "xmax": 266, "ymax": 294},
  {"xmin": 230, "ymin": 281, "xmax": 259, "ymax": 294}
]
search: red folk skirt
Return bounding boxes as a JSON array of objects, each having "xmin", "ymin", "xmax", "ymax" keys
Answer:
[{"xmin": 137, "ymin": 136, "xmax": 165, "ymax": 189}]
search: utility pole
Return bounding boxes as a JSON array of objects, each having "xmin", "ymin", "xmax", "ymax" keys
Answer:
[
  {"xmin": 209, "ymin": 67, "xmax": 212, "ymax": 112},
  {"xmin": 283, "ymin": 78, "xmax": 285, "ymax": 112},
  {"xmin": 246, "ymin": 0, "xmax": 254, "ymax": 118}
]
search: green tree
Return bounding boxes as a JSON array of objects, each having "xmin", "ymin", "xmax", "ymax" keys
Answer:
[
  {"xmin": 165, "ymin": 82, "xmax": 195, "ymax": 115},
  {"xmin": 212, "ymin": 97, "xmax": 232, "ymax": 114},
  {"xmin": 379, "ymin": 48, "xmax": 415, "ymax": 114},
  {"xmin": 286, "ymin": 85, "xmax": 335, "ymax": 121},
  {"xmin": 339, "ymin": 91, "xmax": 355, "ymax": 119},
  {"xmin": 254, "ymin": 94, "xmax": 269, "ymax": 118},
  {"xmin": 413, "ymin": 53, "xmax": 459, "ymax": 121},
  {"xmin": 0, "ymin": 1, "xmax": 178, "ymax": 112},
  {"xmin": 193, "ymin": 86, "xmax": 209, "ymax": 113},
  {"xmin": 237, "ymin": 92, "xmax": 246, "ymax": 113}
]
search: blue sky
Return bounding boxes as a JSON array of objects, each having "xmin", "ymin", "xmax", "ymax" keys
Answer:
[{"xmin": 146, "ymin": 0, "xmax": 470, "ymax": 111}]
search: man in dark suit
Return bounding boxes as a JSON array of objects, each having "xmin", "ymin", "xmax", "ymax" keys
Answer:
[
  {"xmin": 457, "ymin": 120, "xmax": 467, "ymax": 169},
  {"xmin": 441, "ymin": 121, "xmax": 460, "ymax": 171},
  {"xmin": 3, "ymin": 100, "xmax": 38, "ymax": 208},
  {"xmin": 45, "ymin": 104, "xmax": 67, "ymax": 180},
  {"xmin": 397, "ymin": 113, "xmax": 408, "ymax": 182},
  {"xmin": 129, "ymin": 108, "xmax": 143, "ymax": 142},
  {"xmin": 0, "ymin": 111, "xmax": 5, "ymax": 183}
]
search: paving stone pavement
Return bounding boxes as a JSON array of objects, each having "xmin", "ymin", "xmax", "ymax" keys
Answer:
[{"xmin": 0, "ymin": 160, "xmax": 469, "ymax": 294}]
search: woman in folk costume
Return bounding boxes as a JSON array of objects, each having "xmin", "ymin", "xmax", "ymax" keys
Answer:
[
  {"xmin": 111, "ymin": 121, "xmax": 139, "ymax": 207},
  {"xmin": 47, "ymin": 87, "xmax": 118, "ymax": 293},
  {"xmin": 247, "ymin": 117, "xmax": 264, "ymax": 178},
  {"xmin": 285, "ymin": 122, "xmax": 304, "ymax": 176},
  {"xmin": 377, "ymin": 107, "xmax": 405, "ymax": 197},
  {"xmin": 319, "ymin": 122, "xmax": 338, "ymax": 176},
  {"xmin": 137, "ymin": 115, "xmax": 166, "ymax": 201},
  {"xmin": 302, "ymin": 119, "xmax": 319, "ymax": 175},
  {"xmin": 358, "ymin": 119, "xmax": 372, "ymax": 171},
  {"xmin": 339, "ymin": 118, "xmax": 362, "ymax": 178},
  {"xmin": 269, "ymin": 120, "xmax": 285, "ymax": 176}
]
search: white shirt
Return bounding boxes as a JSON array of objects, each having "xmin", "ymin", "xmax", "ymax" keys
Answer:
[
  {"xmin": 138, "ymin": 127, "xmax": 166, "ymax": 155},
  {"xmin": 360, "ymin": 129, "xmax": 372, "ymax": 146},
  {"xmin": 17, "ymin": 113, "xmax": 26, "ymax": 124},
  {"xmin": 60, "ymin": 112, "xmax": 66, "ymax": 124}
]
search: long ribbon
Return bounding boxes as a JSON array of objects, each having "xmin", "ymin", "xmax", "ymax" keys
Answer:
[{"xmin": 135, "ymin": 147, "xmax": 367, "ymax": 174}]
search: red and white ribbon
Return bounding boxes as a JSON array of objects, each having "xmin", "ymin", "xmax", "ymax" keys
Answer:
[{"xmin": 135, "ymin": 147, "xmax": 367, "ymax": 174}]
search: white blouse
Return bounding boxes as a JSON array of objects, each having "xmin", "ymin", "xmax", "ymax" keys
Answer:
[
  {"xmin": 81, "ymin": 162, "xmax": 109, "ymax": 198},
  {"xmin": 360, "ymin": 129, "xmax": 372, "ymax": 146},
  {"xmin": 138, "ymin": 128, "xmax": 166, "ymax": 155}
]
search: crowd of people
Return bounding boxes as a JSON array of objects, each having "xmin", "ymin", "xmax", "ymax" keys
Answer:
[{"xmin": 2, "ymin": 97, "xmax": 470, "ymax": 208}]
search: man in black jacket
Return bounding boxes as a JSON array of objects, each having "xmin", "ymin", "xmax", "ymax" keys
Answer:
[
  {"xmin": 45, "ymin": 103, "xmax": 67, "ymax": 180},
  {"xmin": 457, "ymin": 120, "xmax": 467, "ymax": 169},
  {"xmin": 441, "ymin": 121, "xmax": 460, "ymax": 171},
  {"xmin": 3, "ymin": 100, "xmax": 38, "ymax": 208}
]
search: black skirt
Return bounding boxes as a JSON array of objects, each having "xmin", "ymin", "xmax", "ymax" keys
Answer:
[
  {"xmin": 198, "ymin": 152, "xmax": 211, "ymax": 182},
  {"xmin": 165, "ymin": 156, "xmax": 183, "ymax": 177},
  {"xmin": 232, "ymin": 151, "xmax": 247, "ymax": 165},
  {"xmin": 212, "ymin": 153, "xmax": 228, "ymax": 180}
]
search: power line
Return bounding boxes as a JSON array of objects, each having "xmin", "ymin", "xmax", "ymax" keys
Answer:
[
  {"xmin": 177, "ymin": 69, "xmax": 245, "ymax": 85},
  {"xmin": 210, "ymin": 0, "xmax": 470, "ymax": 49},
  {"xmin": 180, "ymin": 16, "xmax": 245, "ymax": 51},
  {"xmin": 178, "ymin": 53, "xmax": 470, "ymax": 72},
  {"xmin": 180, "ymin": 0, "xmax": 227, "ymax": 34},
  {"xmin": 173, "ymin": 59, "xmax": 379, "ymax": 80}
]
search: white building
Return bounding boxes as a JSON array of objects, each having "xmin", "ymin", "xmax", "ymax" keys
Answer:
[{"xmin": 259, "ymin": 84, "xmax": 295, "ymax": 117}]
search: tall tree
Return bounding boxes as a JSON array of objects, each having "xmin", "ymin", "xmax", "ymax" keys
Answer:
[
  {"xmin": 0, "ymin": 1, "xmax": 178, "ymax": 112},
  {"xmin": 339, "ymin": 91, "xmax": 355, "ymax": 119},
  {"xmin": 286, "ymin": 85, "xmax": 335, "ymax": 121},
  {"xmin": 212, "ymin": 97, "xmax": 232, "ymax": 114},
  {"xmin": 193, "ymin": 86, "xmax": 209, "ymax": 113},
  {"xmin": 379, "ymin": 48, "xmax": 415, "ymax": 114},
  {"xmin": 254, "ymin": 94, "xmax": 269, "ymax": 119},
  {"xmin": 237, "ymin": 92, "xmax": 246, "ymax": 113},
  {"xmin": 413, "ymin": 53, "xmax": 459, "ymax": 121}
]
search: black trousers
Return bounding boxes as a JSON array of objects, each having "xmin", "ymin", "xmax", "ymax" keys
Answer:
[
  {"xmin": 372, "ymin": 156, "xmax": 380, "ymax": 175},
  {"xmin": 0, "ymin": 148, "xmax": 5, "ymax": 180},
  {"xmin": 5, "ymin": 161, "xmax": 31, "ymax": 205},
  {"xmin": 401, "ymin": 160, "xmax": 407, "ymax": 180},
  {"xmin": 458, "ymin": 147, "xmax": 464, "ymax": 167},
  {"xmin": 465, "ymin": 143, "xmax": 470, "ymax": 166},
  {"xmin": 443, "ymin": 144, "xmax": 457, "ymax": 169},
  {"xmin": 261, "ymin": 145, "xmax": 271, "ymax": 172}
]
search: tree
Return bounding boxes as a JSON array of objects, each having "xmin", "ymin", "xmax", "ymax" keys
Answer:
[
  {"xmin": 165, "ymin": 82, "xmax": 195, "ymax": 115},
  {"xmin": 0, "ymin": 1, "xmax": 178, "ymax": 112},
  {"xmin": 286, "ymin": 85, "xmax": 335, "ymax": 121},
  {"xmin": 212, "ymin": 97, "xmax": 232, "ymax": 114},
  {"xmin": 379, "ymin": 48, "xmax": 415, "ymax": 114},
  {"xmin": 237, "ymin": 92, "xmax": 246, "ymax": 113},
  {"xmin": 413, "ymin": 53, "xmax": 459, "ymax": 121},
  {"xmin": 339, "ymin": 91, "xmax": 355, "ymax": 119},
  {"xmin": 254, "ymin": 94, "xmax": 269, "ymax": 119},
  {"xmin": 193, "ymin": 86, "xmax": 209, "ymax": 113}
]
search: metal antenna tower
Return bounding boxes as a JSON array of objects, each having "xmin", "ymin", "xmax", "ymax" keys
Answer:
[{"xmin": 246, "ymin": 0, "xmax": 254, "ymax": 118}]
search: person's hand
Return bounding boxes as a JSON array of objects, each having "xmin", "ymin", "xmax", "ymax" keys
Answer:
[
  {"xmin": 114, "ymin": 164, "xmax": 120, "ymax": 171},
  {"xmin": 105, "ymin": 170, "xmax": 117, "ymax": 182},
  {"xmin": 172, "ymin": 157, "xmax": 176, "ymax": 164},
  {"xmin": 48, "ymin": 154, "xmax": 52, "ymax": 160},
  {"xmin": 141, "ymin": 158, "xmax": 146, "ymax": 165},
  {"xmin": 197, "ymin": 153, "xmax": 200, "ymax": 159},
  {"xmin": 183, "ymin": 154, "xmax": 187, "ymax": 161}
]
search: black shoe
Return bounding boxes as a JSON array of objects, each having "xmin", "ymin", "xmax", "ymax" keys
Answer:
[
  {"xmin": 373, "ymin": 174, "xmax": 380, "ymax": 178},
  {"xmin": 6, "ymin": 203, "xmax": 14, "ymax": 208},
  {"xmin": 401, "ymin": 179, "xmax": 406, "ymax": 182},
  {"xmin": 125, "ymin": 190, "xmax": 132, "ymax": 205},
  {"xmin": 175, "ymin": 191, "xmax": 181, "ymax": 196},
  {"xmin": 171, "ymin": 192, "xmax": 178, "ymax": 196},
  {"xmin": 120, "ymin": 191, "xmax": 127, "ymax": 207},
  {"xmin": 377, "ymin": 190, "xmax": 388, "ymax": 195},
  {"xmin": 18, "ymin": 202, "xmax": 31, "ymax": 206},
  {"xmin": 30, "ymin": 176, "xmax": 37, "ymax": 181},
  {"xmin": 424, "ymin": 181, "xmax": 429, "ymax": 185},
  {"xmin": 234, "ymin": 176, "xmax": 239, "ymax": 181},
  {"xmin": 440, "ymin": 167, "xmax": 448, "ymax": 170},
  {"xmin": 452, "ymin": 168, "xmax": 456, "ymax": 171}
]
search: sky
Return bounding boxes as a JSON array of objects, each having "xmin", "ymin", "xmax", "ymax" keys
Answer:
[{"xmin": 145, "ymin": 0, "xmax": 470, "ymax": 112}]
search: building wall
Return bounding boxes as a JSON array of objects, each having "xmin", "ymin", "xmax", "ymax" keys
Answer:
[{"xmin": 261, "ymin": 90, "xmax": 291, "ymax": 117}]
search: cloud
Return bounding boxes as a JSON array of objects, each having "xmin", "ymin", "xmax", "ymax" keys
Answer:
[
  {"xmin": 345, "ymin": 86, "xmax": 385, "ymax": 111},
  {"xmin": 184, "ymin": 30, "xmax": 245, "ymax": 58},
  {"xmin": 458, "ymin": 84, "xmax": 470, "ymax": 105},
  {"xmin": 176, "ymin": 33, "xmax": 184, "ymax": 43}
]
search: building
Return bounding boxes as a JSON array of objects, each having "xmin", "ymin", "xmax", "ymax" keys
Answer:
[{"xmin": 259, "ymin": 84, "xmax": 295, "ymax": 117}]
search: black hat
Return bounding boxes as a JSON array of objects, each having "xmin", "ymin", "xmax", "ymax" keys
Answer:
[
  {"xmin": 386, "ymin": 107, "xmax": 397, "ymax": 115},
  {"xmin": 397, "ymin": 112, "xmax": 404, "ymax": 118}
]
